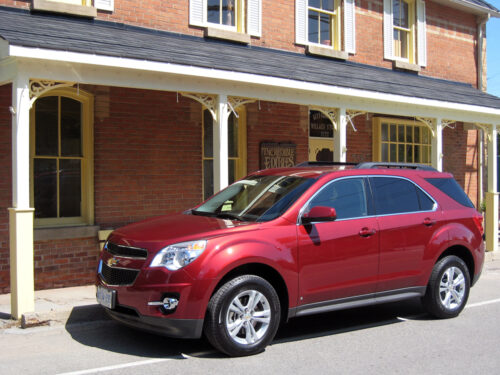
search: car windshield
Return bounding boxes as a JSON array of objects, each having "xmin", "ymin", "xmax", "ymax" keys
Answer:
[{"xmin": 191, "ymin": 175, "xmax": 315, "ymax": 222}]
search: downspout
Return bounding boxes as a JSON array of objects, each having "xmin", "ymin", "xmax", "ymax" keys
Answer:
[{"xmin": 477, "ymin": 15, "xmax": 489, "ymax": 208}]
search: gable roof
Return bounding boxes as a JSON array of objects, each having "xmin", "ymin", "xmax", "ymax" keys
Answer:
[{"xmin": 1, "ymin": 6, "xmax": 500, "ymax": 110}]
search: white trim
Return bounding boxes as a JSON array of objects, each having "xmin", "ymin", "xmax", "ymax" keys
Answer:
[
  {"xmin": 416, "ymin": 0, "xmax": 427, "ymax": 67},
  {"xmin": 344, "ymin": 0, "xmax": 356, "ymax": 54},
  {"xmin": 4, "ymin": 44, "xmax": 500, "ymax": 122},
  {"xmin": 247, "ymin": 0, "xmax": 262, "ymax": 37},
  {"xmin": 295, "ymin": 0, "xmax": 307, "ymax": 45},
  {"xmin": 94, "ymin": 0, "xmax": 114, "ymax": 12},
  {"xmin": 189, "ymin": 0, "xmax": 205, "ymax": 27},
  {"xmin": 334, "ymin": 108, "xmax": 347, "ymax": 162},
  {"xmin": 383, "ymin": 0, "xmax": 393, "ymax": 60}
]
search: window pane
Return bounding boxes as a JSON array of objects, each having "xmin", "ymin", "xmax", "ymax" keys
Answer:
[
  {"xmin": 323, "ymin": 0, "xmax": 335, "ymax": 11},
  {"xmin": 61, "ymin": 97, "xmax": 82, "ymax": 157},
  {"xmin": 204, "ymin": 159, "xmax": 214, "ymax": 200},
  {"xmin": 222, "ymin": 0, "xmax": 235, "ymax": 26},
  {"xmin": 228, "ymin": 113, "xmax": 238, "ymax": 158},
  {"xmin": 203, "ymin": 110, "xmax": 213, "ymax": 158},
  {"xmin": 207, "ymin": 0, "xmax": 220, "ymax": 24},
  {"xmin": 381, "ymin": 123, "xmax": 388, "ymax": 141},
  {"xmin": 406, "ymin": 144, "xmax": 413, "ymax": 162},
  {"xmin": 417, "ymin": 188, "xmax": 435, "ymax": 211},
  {"xmin": 309, "ymin": 0, "xmax": 321, "ymax": 8},
  {"xmin": 34, "ymin": 158, "xmax": 57, "ymax": 218},
  {"xmin": 390, "ymin": 124, "xmax": 397, "ymax": 141},
  {"xmin": 422, "ymin": 128, "xmax": 429, "ymax": 143},
  {"xmin": 414, "ymin": 127, "xmax": 420, "ymax": 143},
  {"xmin": 309, "ymin": 178, "xmax": 368, "ymax": 220},
  {"xmin": 372, "ymin": 177, "xmax": 420, "ymax": 215},
  {"xmin": 60, "ymin": 159, "xmax": 81, "ymax": 217},
  {"xmin": 400, "ymin": 30, "xmax": 408, "ymax": 58},
  {"xmin": 406, "ymin": 125, "xmax": 413, "ymax": 142},
  {"xmin": 398, "ymin": 144, "xmax": 404, "ymax": 162},
  {"xmin": 425, "ymin": 178, "xmax": 474, "ymax": 208},
  {"xmin": 414, "ymin": 145, "xmax": 420, "ymax": 163},
  {"xmin": 393, "ymin": 0, "xmax": 400, "ymax": 26},
  {"xmin": 228, "ymin": 159, "xmax": 236, "ymax": 185},
  {"xmin": 390, "ymin": 144, "xmax": 397, "ymax": 161},
  {"xmin": 35, "ymin": 97, "xmax": 58, "ymax": 156},
  {"xmin": 308, "ymin": 10, "xmax": 319, "ymax": 43},
  {"xmin": 320, "ymin": 13, "xmax": 331, "ymax": 45},
  {"xmin": 398, "ymin": 125, "xmax": 404, "ymax": 142},
  {"xmin": 381, "ymin": 143, "xmax": 389, "ymax": 161}
]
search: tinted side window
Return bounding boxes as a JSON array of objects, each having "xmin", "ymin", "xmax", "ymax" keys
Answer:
[
  {"xmin": 308, "ymin": 178, "xmax": 368, "ymax": 220},
  {"xmin": 416, "ymin": 188, "xmax": 436, "ymax": 211},
  {"xmin": 425, "ymin": 178, "xmax": 474, "ymax": 208},
  {"xmin": 371, "ymin": 177, "xmax": 420, "ymax": 215}
]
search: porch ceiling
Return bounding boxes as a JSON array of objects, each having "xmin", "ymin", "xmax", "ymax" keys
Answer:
[{"xmin": 1, "ymin": 6, "xmax": 500, "ymax": 121}]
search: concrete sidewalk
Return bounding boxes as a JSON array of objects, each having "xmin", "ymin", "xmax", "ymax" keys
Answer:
[
  {"xmin": 1, "ymin": 251, "xmax": 499, "ymax": 331},
  {"xmin": 0, "ymin": 285, "xmax": 108, "ymax": 330}
]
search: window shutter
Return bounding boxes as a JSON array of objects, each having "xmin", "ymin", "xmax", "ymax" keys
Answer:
[
  {"xmin": 189, "ymin": 0, "xmax": 204, "ymax": 27},
  {"xmin": 295, "ymin": 0, "xmax": 307, "ymax": 45},
  {"xmin": 383, "ymin": 0, "xmax": 393, "ymax": 60},
  {"xmin": 344, "ymin": 0, "xmax": 356, "ymax": 54},
  {"xmin": 248, "ymin": 0, "xmax": 262, "ymax": 37},
  {"xmin": 417, "ymin": 0, "xmax": 427, "ymax": 67}
]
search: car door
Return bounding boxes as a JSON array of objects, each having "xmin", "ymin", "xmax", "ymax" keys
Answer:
[
  {"xmin": 297, "ymin": 177, "xmax": 380, "ymax": 306},
  {"xmin": 369, "ymin": 176, "xmax": 441, "ymax": 292}
]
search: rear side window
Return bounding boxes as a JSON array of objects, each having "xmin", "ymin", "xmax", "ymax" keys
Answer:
[
  {"xmin": 425, "ymin": 178, "xmax": 474, "ymax": 208},
  {"xmin": 370, "ymin": 177, "xmax": 436, "ymax": 215}
]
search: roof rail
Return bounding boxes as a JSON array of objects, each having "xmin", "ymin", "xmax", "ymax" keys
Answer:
[
  {"xmin": 295, "ymin": 161, "xmax": 358, "ymax": 167},
  {"xmin": 355, "ymin": 162, "xmax": 437, "ymax": 171}
]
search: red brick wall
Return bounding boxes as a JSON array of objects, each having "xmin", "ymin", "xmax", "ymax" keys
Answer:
[
  {"xmin": 93, "ymin": 88, "xmax": 203, "ymax": 228},
  {"xmin": 246, "ymin": 101, "xmax": 308, "ymax": 173},
  {"xmin": 0, "ymin": 1, "xmax": 480, "ymax": 85},
  {"xmin": 0, "ymin": 84, "xmax": 12, "ymax": 293},
  {"xmin": 34, "ymin": 237, "xmax": 99, "ymax": 290},
  {"xmin": 347, "ymin": 115, "xmax": 373, "ymax": 163}
]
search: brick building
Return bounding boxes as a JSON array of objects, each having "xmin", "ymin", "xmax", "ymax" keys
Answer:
[{"xmin": 0, "ymin": 0, "xmax": 500, "ymax": 318}]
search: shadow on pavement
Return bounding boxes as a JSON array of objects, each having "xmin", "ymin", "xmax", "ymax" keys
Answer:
[{"xmin": 65, "ymin": 299, "xmax": 428, "ymax": 359}]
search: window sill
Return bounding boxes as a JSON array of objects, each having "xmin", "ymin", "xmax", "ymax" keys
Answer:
[
  {"xmin": 306, "ymin": 45, "xmax": 348, "ymax": 61},
  {"xmin": 393, "ymin": 60, "xmax": 421, "ymax": 73},
  {"xmin": 204, "ymin": 27, "xmax": 251, "ymax": 45},
  {"xmin": 32, "ymin": 0, "xmax": 97, "ymax": 18},
  {"xmin": 34, "ymin": 225, "xmax": 100, "ymax": 241}
]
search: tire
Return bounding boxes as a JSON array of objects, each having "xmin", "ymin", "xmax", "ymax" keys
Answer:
[
  {"xmin": 422, "ymin": 255, "xmax": 470, "ymax": 319},
  {"xmin": 204, "ymin": 275, "xmax": 281, "ymax": 357}
]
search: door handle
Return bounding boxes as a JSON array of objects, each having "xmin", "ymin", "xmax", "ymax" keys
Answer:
[
  {"xmin": 423, "ymin": 218, "xmax": 436, "ymax": 226},
  {"xmin": 359, "ymin": 227, "xmax": 376, "ymax": 237}
]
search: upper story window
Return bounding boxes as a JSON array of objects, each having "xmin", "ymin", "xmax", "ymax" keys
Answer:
[
  {"xmin": 190, "ymin": 0, "xmax": 262, "ymax": 38},
  {"xmin": 384, "ymin": 0, "xmax": 426, "ymax": 66},
  {"xmin": 307, "ymin": 1, "xmax": 340, "ymax": 48},
  {"xmin": 31, "ymin": 0, "xmax": 114, "ymax": 18},
  {"xmin": 296, "ymin": 0, "xmax": 356, "ymax": 54}
]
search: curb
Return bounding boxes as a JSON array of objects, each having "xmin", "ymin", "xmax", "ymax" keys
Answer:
[{"xmin": 485, "ymin": 251, "xmax": 500, "ymax": 262}]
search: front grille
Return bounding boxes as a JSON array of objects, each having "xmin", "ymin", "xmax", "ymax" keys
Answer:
[
  {"xmin": 106, "ymin": 242, "xmax": 148, "ymax": 259},
  {"xmin": 100, "ymin": 262, "xmax": 139, "ymax": 286}
]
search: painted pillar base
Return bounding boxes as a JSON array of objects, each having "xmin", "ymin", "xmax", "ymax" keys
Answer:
[
  {"xmin": 485, "ymin": 192, "xmax": 499, "ymax": 253},
  {"xmin": 9, "ymin": 208, "xmax": 35, "ymax": 319}
]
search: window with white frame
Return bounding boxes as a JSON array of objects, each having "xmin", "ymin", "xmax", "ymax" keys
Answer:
[
  {"xmin": 296, "ymin": 0, "xmax": 356, "ymax": 53},
  {"xmin": 384, "ymin": 0, "xmax": 426, "ymax": 66},
  {"xmin": 190, "ymin": 0, "xmax": 262, "ymax": 37}
]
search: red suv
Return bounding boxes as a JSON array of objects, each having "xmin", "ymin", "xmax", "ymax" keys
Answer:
[{"xmin": 96, "ymin": 162, "xmax": 484, "ymax": 356}]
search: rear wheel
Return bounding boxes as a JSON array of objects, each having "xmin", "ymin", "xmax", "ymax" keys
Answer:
[
  {"xmin": 204, "ymin": 275, "xmax": 281, "ymax": 356},
  {"xmin": 422, "ymin": 255, "xmax": 470, "ymax": 319}
]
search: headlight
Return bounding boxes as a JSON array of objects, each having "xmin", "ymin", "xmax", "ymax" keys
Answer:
[{"xmin": 150, "ymin": 240, "xmax": 207, "ymax": 271}]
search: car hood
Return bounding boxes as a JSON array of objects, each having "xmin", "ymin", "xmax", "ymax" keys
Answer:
[{"xmin": 109, "ymin": 213, "xmax": 256, "ymax": 250}]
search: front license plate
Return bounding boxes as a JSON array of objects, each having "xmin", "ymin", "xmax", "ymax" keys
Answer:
[{"xmin": 97, "ymin": 286, "xmax": 116, "ymax": 309}]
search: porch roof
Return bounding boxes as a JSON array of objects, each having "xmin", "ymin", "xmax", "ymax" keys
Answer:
[{"xmin": 1, "ymin": 6, "xmax": 500, "ymax": 110}]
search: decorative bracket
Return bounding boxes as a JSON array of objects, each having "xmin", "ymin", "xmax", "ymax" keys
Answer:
[
  {"xmin": 228, "ymin": 96, "xmax": 256, "ymax": 118},
  {"xmin": 441, "ymin": 119, "xmax": 456, "ymax": 130},
  {"xmin": 346, "ymin": 110, "xmax": 366, "ymax": 132},
  {"xmin": 310, "ymin": 106, "xmax": 338, "ymax": 130},
  {"xmin": 415, "ymin": 117, "xmax": 436, "ymax": 137},
  {"xmin": 474, "ymin": 123, "xmax": 496, "ymax": 141},
  {"xmin": 180, "ymin": 92, "xmax": 217, "ymax": 120},
  {"xmin": 29, "ymin": 79, "xmax": 75, "ymax": 108}
]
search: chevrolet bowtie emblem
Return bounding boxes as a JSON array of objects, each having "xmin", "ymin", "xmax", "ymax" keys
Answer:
[{"xmin": 107, "ymin": 257, "xmax": 119, "ymax": 267}]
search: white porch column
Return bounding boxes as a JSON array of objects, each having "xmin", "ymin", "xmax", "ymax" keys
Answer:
[
  {"xmin": 485, "ymin": 124, "xmax": 498, "ymax": 252},
  {"xmin": 334, "ymin": 108, "xmax": 347, "ymax": 162},
  {"xmin": 432, "ymin": 118, "xmax": 443, "ymax": 171},
  {"xmin": 213, "ymin": 94, "xmax": 229, "ymax": 194},
  {"xmin": 9, "ymin": 73, "xmax": 35, "ymax": 319}
]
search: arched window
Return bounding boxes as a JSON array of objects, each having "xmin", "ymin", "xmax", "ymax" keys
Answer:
[{"xmin": 30, "ymin": 88, "xmax": 94, "ymax": 227}]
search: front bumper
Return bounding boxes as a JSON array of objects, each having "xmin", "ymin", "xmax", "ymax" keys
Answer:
[{"xmin": 104, "ymin": 306, "xmax": 204, "ymax": 339}]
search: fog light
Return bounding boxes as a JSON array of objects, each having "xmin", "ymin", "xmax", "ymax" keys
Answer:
[{"xmin": 162, "ymin": 297, "xmax": 179, "ymax": 310}]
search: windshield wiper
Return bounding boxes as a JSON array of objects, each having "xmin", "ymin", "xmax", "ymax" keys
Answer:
[{"xmin": 215, "ymin": 212, "xmax": 245, "ymax": 221}]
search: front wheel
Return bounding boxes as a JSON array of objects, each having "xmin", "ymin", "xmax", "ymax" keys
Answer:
[
  {"xmin": 204, "ymin": 275, "xmax": 281, "ymax": 356},
  {"xmin": 422, "ymin": 255, "xmax": 470, "ymax": 319}
]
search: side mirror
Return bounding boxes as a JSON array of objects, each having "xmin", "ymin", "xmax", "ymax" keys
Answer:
[{"xmin": 302, "ymin": 206, "xmax": 337, "ymax": 224}]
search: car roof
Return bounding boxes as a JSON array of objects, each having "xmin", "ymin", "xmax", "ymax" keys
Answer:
[{"xmin": 252, "ymin": 162, "xmax": 453, "ymax": 180}]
